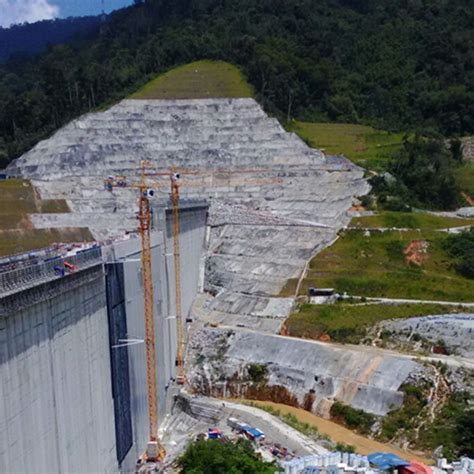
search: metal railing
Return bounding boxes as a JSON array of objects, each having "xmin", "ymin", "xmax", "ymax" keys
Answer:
[{"xmin": 0, "ymin": 246, "xmax": 102, "ymax": 297}]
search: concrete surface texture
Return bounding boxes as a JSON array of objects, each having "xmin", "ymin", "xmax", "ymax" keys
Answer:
[
  {"xmin": 381, "ymin": 313, "xmax": 474, "ymax": 359},
  {"xmin": 7, "ymin": 98, "xmax": 369, "ymax": 330},
  {"xmin": 104, "ymin": 232, "xmax": 171, "ymax": 471},
  {"xmin": 102, "ymin": 201, "xmax": 207, "ymax": 471},
  {"xmin": 189, "ymin": 328, "xmax": 422, "ymax": 417},
  {"xmin": 0, "ymin": 262, "xmax": 117, "ymax": 473},
  {"xmin": 0, "ymin": 200, "xmax": 208, "ymax": 473}
]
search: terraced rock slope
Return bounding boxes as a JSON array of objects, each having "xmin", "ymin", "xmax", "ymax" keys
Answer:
[
  {"xmin": 190, "ymin": 328, "xmax": 421, "ymax": 417},
  {"xmin": 7, "ymin": 97, "xmax": 368, "ymax": 329}
]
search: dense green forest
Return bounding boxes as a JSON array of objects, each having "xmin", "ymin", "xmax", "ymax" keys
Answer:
[
  {"xmin": 369, "ymin": 136, "xmax": 463, "ymax": 210},
  {"xmin": 0, "ymin": 0, "xmax": 473, "ymax": 169}
]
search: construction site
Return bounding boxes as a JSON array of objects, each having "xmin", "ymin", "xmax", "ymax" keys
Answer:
[{"xmin": 1, "ymin": 71, "xmax": 473, "ymax": 473}]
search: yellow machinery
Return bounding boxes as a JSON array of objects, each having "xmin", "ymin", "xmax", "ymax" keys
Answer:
[
  {"xmin": 105, "ymin": 163, "xmax": 281, "ymax": 459},
  {"xmin": 105, "ymin": 162, "xmax": 166, "ymax": 462}
]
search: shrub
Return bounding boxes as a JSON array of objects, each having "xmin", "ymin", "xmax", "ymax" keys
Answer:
[
  {"xmin": 418, "ymin": 392, "xmax": 473, "ymax": 459},
  {"xmin": 330, "ymin": 401, "xmax": 376, "ymax": 434},
  {"xmin": 335, "ymin": 442, "xmax": 356, "ymax": 453},
  {"xmin": 247, "ymin": 363, "xmax": 268, "ymax": 383},
  {"xmin": 178, "ymin": 439, "xmax": 275, "ymax": 473},
  {"xmin": 443, "ymin": 229, "xmax": 474, "ymax": 279},
  {"xmin": 380, "ymin": 384, "xmax": 427, "ymax": 441}
]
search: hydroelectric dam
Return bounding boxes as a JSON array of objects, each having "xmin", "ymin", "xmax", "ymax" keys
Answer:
[{"xmin": 0, "ymin": 96, "xmax": 379, "ymax": 472}]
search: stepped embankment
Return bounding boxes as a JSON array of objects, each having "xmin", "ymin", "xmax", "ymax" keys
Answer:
[{"xmin": 8, "ymin": 98, "xmax": 368, "ymax": 329}]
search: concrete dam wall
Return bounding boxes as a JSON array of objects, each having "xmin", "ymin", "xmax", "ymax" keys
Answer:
[
  {"xmin": 0, "ymin": 249, "xmax": 117, "ymax": 473},
  {"xmin": 0, "ymin": 201, "xmax": 207, "ymax": 473}
]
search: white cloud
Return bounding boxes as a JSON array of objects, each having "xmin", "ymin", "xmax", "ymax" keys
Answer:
[{"xmin": 0, "ymin": 0, "xmax": 60, "ymax": 28}]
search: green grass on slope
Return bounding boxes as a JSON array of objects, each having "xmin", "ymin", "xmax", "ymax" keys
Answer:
[
  {"xmin": 130, "ymin": 60, "xmax": 254, "ymax": 100},
  {"xmin": 454, "ymin": 163, "xmax": 474, "ymax": 198},
  {"xmin": 281, "ymin": 229, "xmax": 474, "ymax": 302},
  {"xmin": 0, "ymin": 179, "xmax": 92, "ymax": 256},
  {"xmin": 0, "ymin": 179, "xmax": 69, "ymax": 229},
  {"xmin": 287, "ymin": 121, "xmax": 405, "ymax": 170},
  {"xmin": 0, "ymin": 228, "xmax": 93, "ymax": 257},
  {"xmin": 351, "ymin": 211, "xmax": 474, "ymax": 230},
  {"xmin": 287, "ymin": 303, "xmax": 463, "ymax": 343}
]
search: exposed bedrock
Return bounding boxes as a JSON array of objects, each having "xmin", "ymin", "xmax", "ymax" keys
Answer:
[
  {"xmin": 190, "ymin": 328, "xmax": 422, "ymax": 417},
  {"xmin": 7, "ymin": 98, "xmax": 369, "ymax": 329},
  {"xmin": 381, "ymin": 314, "xmax": 474, "ymax": 359}
]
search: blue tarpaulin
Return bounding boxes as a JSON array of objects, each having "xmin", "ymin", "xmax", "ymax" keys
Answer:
[
  {"xmin": 245, "ymin": 427, "xmax": 264, "ymax": 439},
  {"xmin": 368, "ymin": 453, "xmax": 409, "ymax": 470}
]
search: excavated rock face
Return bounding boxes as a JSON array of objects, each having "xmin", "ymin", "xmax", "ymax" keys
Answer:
[
  {"xmin": 190, "ymin": 328, "xmax": 422, "ymax": 417},
  {"xmin": 7, "ymin": 98, "xmax": 369, "ymax": 329},
  {"xmin": 381, "ymin": 314, "xmax": 474, "ymax": 359}
]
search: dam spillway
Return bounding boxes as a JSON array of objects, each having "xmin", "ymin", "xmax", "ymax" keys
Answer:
[{"xmin": 0, "ymin": 200, "xmax": 207, "ymax": 473}]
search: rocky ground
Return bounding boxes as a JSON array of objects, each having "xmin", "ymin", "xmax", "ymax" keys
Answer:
[{"xmin": 377, "ymin": 313, "xmax": 474, "ymax": 359}]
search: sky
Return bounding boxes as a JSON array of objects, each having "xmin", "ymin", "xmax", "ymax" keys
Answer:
[{"xmin": 0, "ymin": 0, "xmax": 134, "ymax": 28}]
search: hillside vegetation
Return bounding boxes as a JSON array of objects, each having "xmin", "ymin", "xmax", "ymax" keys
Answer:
[
  {"xmin": 351, "ymin": 212, "xmax": 474, "ymax": 230},
  {"xmin": 0, "ymin": 0, "xmax": 472, "ymax": 168},
  {"xmin": 288, "ymin": 122, "xmax": 405, "ymax": 171},
  {"xmin": 0, "ymin": 179, "xmax": 92, "ymax": 256},
  {"xmin": 283, "ymin": 228, "xmax": 474, "ymax": 302},
  {"xmin": 0, "ymin": 17, "xmax": 100, "ymax": 62},
  {"xmin": 131, "ymin": 60, "xmax": 253, "ymax": 99},
  {"xmin": 286, "ymin": 303, "xmax": 465, "ymax": 344}
]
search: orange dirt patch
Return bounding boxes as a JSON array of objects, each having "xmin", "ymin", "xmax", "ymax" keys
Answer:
[
  {"xmin": 404, "ymin": 240, "xmax": 429, "ymax": 266},
  {"xmin": 461, "ymin": 192, "xmax": 474, "ymax": 206},
  {"xmin": 350, "ymin": 205, "xmax": 367, "ymax": 212}
]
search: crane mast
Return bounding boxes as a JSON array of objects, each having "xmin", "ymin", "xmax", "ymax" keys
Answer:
[
  {"xmin": 138, "ymin": 193, "xmax": 159, "ymax": 447},
  {"xmin": 170, "ymin": 176, "xmax": 186, "ymax": 384},
  {"xmin": 105, "ymin": 164, "xmax": 165, "ymax": 463}
]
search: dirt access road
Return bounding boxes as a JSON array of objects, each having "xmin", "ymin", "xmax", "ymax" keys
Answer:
[{"xmin": 244, "ymin": 400, "xmax": 433, "ymax": 464}]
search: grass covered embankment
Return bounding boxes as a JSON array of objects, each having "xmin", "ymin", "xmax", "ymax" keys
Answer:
[
  {"xmin": 0, "ymin": 179, "xmax": 92, "ymax": 256},
  {"xmin": 282, "ymin": 229, "xmax": 474, "ymax": 302},
  {"xmin": 288, "ymin": 121, "xmax": 404, "ymax": 171},
  {"xmin": 286, "ymin": 303, "xmax": 464, "ymax": 344},
  {"xmin": 130, "ymin": 60, "xmax": 254, "ymax": 100},
  {"xmin": 350, "ymin": 211, "xmax": 473, "ymax": 230}
]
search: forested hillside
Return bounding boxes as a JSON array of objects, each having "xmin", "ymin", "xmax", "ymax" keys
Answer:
[
  {"xmin": 0, "ymin": 17, "xmax": 101, "ymax": 62},
  {"xmin": 0, "ymin": 0, "xmax": 472, "ymax": 168}
]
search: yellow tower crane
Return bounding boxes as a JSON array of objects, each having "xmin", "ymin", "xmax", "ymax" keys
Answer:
[
  {"xmin": 105, "ymin": 164, "xmax": 282, "ymax": 460},
  {"xmin": 105, "ymin": 161, "xmax": 168, "ymax": 463}
]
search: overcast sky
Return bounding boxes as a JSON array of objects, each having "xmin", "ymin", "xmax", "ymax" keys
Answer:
[{"xmin": 0, "ymin": 0, "xmax": 134, "ymax": 28}]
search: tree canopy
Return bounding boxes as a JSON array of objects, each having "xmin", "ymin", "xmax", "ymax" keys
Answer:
[
  {"xmin": 1, "ymin": 0, "xmax": 473, "ymax": 168},
  {"xmin": 177, "ymin": 439, "xmax": 275, "ymax": 474}
]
